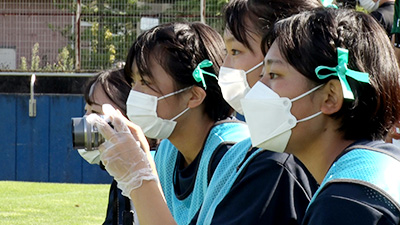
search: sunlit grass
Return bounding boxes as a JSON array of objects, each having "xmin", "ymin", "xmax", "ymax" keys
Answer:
[{"xmin": 0, "ymin": 181, "xmax": 110, "ymax": 225}]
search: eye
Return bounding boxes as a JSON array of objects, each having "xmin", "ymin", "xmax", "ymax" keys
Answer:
[
  {"xmin": 231, "ymin": 49, "xmax": 240, "ymax": 56},
  {"xmin": 269, "ymin": 72, "xmax": 279, "ymax": 80}
]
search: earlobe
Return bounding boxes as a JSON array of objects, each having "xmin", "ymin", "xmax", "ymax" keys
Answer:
[
  {"xmin": 187, "ymin": 86, "xmax": 206, "ymax": 108},
  {"xmin": 320, "ymin": 80, "xmax": 343, "ymax": 115}
]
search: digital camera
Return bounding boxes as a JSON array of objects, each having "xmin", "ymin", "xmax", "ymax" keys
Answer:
[{"xmin": 71, "ymin": 116, "xmax": 105, "ymax": 151}]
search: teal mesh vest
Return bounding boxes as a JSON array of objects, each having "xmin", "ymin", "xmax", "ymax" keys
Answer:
[
  {"xmin": 308, "ymin": 147, "xmax": 400, "ymax": 211},
  {"xmin": 155, "ymin": 121, "xmax": 249, "ymax": 225},
  {"xmin": 196, "ymin": 138, "xmax": 264, "ymax": 225}
]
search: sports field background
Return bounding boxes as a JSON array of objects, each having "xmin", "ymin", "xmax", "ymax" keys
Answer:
[{"xmin": 0, "ymin": 181, "xmax": 110, "ymax": 224}]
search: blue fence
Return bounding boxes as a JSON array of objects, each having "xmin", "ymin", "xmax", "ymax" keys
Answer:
[{"xmin": 0, "ymin": 93, "xmax": 113, "ymax": 184}]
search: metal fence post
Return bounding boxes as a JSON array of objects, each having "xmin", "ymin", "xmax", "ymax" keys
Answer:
[
  {"xmin": 201, "ymin": 0, "xmax": 206, "ymax": 23},
  {"xmin": 75, "ymin": 0, "xmax": 81, "ymax": 71}
]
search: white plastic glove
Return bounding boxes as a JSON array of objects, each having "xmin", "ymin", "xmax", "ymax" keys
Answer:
[
  {"xmin": 86, "ymin": 104, "xmax": 158, "ymax": 198},
  {"xmin": 77, "ymin": 149, "xmax": 101, "ymax": 165}
]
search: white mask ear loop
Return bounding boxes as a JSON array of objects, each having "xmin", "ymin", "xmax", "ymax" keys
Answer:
[
  {"xmin": 297, "ymin": 111, "xmax": 322, "ymax": 123},
  {"xmin": 291, "ymin": 84, "xmax": 324, "ymax": 102},
  {"xmin": 171, "ymin": 107, "xmax": 190, "ymax": 121},
  {"xmin": 157, "ymin": 86, "xmax": 193, "ymax": 100},
  {"xmin": 291, "ymin": 84, "xmax": 324, "ymax": 123},
  {"xmin": 245, "ymin": 62, "xmax": 264, "ymax": 74}
]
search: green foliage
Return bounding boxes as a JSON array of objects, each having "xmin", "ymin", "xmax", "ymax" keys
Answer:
[
  {"xmin": 49, "ymin": 0, "xmax": 227, "ymax": 71},
  {"xmin": 30, "ymin": 43, "xmax": 40, "ymax": 71},
  {"xmin": 19, "ymin": 43, "xmax": 74, "ymax": 72},
  {"xmin": 0, "ymin": 181, "xmax": 109, "ymax": 225},
  {"xmin": 20, "ymin": 57, "xmax": 27, "ymax": 71}
]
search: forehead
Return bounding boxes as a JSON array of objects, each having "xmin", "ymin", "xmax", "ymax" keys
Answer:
[
  {"xmin": 91, "ymin": 84, "xmax": 111, "ymax": 104},
  {"xmin": 264, "ymin": 41, "xmax": 284, "ymax": 64},
  {"xmin": 133, "ymin": 57, "xmax": 177, "ymax": 93}
]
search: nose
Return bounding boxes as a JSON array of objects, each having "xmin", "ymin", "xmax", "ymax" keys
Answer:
[
  {"xmin": 259, "ymin": 71, "xmax": 270, "ymax": 87},
  {"xmin": 222, "ymin": 55, "xmax": 233, "ymax": 68}
]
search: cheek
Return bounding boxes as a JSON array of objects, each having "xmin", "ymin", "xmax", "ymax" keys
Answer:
[
  {"xmin": 246, "ymin": 67, "xmax": 263, "ymax": 87},
  {"xmin": 290, "ymin": 102, "xmax": 306, "ymax": 121},
  {"xmin": 155, "ymin": 99, "xmax": 178, "ymax": 119}
]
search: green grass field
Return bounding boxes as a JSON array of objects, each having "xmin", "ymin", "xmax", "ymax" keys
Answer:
[{"xmin": 0, "ymin": 181, "xmax": 110, "ymax": 224}]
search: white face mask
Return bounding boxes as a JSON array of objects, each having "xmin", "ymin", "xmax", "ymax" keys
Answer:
[
  {"xmin": 359, "ymin": 0, "xmax": 380, "ymax": 12},
  {"xmin": 126, "ymin": 87, "xmax": 190, "ymax": 139},
  {"xmin": 218, "ymin": 62, "xmax": 263, "ymax": 114},
  {"xmin": 241, "ymin": 81, "xmax": 323, "ymax": 153}
]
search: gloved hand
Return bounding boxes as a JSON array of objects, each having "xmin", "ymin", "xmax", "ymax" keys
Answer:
[{"xmin": 86, "ymin": 104, "xmax": 158, "ymax": 198}]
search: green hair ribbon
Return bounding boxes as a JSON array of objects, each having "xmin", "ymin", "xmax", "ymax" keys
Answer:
[
  {"xmin": 192, "ymin": 59, "xmax": 218, "ymax": 90},
  {"xmin": 315, "ymin": 47, "xmax": 370, "ymax": 100},
  {"xmin": 321, "ymin": 0, "xmax": 338, "ymax": 8}
]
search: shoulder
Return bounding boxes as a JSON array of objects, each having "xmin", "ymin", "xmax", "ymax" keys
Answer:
[
  {"xmin": 304, "ymin": 182, "xmax": 400, "ymax": 225},
  {"xmin": 154, "ymin": 139, "xmax": 176, "ymax": 157},
  {"xmin": 211, "ymin": 150, "xmax": 318, "ymax": 224},
  {"xmin": 238, "ymin": 149, "xmax": 317, "ymax": 187},
  {"xmin": 305, "ymin": 141, "xmax": 400, "ymax": 225},
  {"xmin": 341, "ymin": 140, "xmax": 400, "ymax": 162},
  {"xmin": 211, "ymin": 117, "xmax": 248, "ymax": 135},
  {"xmin": 207, "ymin": 118, "xmax": 250, "ymax": 146}
]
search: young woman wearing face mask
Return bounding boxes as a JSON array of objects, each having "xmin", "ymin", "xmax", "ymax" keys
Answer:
[
  {"xmin": 87, "ymin": 22, "xmax": 250, "ymax": 225},
  {"xmin": 218, "ymin": 0, "xmax": 322, "ymax": 115},
  {"xmin": 78, "ymin": 69, "xmax": 158, "ymax": 225},
  {"xmin": 248, "ymin": 7, "xmax": 400, "ymax": 224}
]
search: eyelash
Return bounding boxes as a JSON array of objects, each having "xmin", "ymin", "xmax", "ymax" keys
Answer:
[
  {"xmin": 269, "ymin": 73, "xmax": 279, "ymax": 79},
  {"xmin": 231, "ymin": 49, "xmax": 240, "ymax": 56}
]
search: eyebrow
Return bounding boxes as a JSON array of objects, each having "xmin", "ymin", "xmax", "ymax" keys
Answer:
[
  {"xmin": 224, "ymin": 36, "xmax": 235, "ymax": 43},
  {"xmin": 264, "ymin": 58, "xmax": 284, "ymax": 66}
]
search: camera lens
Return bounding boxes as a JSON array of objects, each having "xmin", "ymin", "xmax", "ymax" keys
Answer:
[{"xmin": 71, "ymin": 116, "xmax": 105, "ymax": 151}]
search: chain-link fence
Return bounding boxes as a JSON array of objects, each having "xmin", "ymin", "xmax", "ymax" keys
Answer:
[{"xmin": 0, "ymin": 0, "xmax": 227, "ymax": 73}]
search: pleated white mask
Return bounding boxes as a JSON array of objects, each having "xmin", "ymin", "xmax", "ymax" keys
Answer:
[{"xmin": 241, "ymin": 81, "xmax": 323, "ymax": 152}]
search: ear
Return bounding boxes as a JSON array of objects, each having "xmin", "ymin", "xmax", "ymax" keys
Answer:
[
  {"xmin": 187, "ymin": 86, "xmax": 207, "ymax": 109},
  {"xmin": 320, "ymin": 80, "xmax": 343, "ymax": 115}
]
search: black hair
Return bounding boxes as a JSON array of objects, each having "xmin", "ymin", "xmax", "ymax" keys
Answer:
[
  {"xmin": 223, "ymin": 0, "xmax": 322, "ymax": 52},
  {"xmin": 84, "ymin": 68, "xmax": 131, "ymax": 117},
  {"xmin": 223, "ymin": 0, "xmax": 259, "ymax": 52},
  {"xmin": 127, "ymin": 22, "xmax": 231, "ymax": 121},
  {"xmin": 263, "ymin": 8, "xmax": 400, "ymax": 140}
]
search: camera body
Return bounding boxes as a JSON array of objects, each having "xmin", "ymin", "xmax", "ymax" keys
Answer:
[{"xmin": 71, "ymin": 116, "xmax": 105, "ymax": 151}]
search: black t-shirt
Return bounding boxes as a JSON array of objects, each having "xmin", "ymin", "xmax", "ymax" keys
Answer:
[
  {"xmin": 189, "ymin": 148, "xmax": 319, "ymax": 225},
  {"xmin": 174, "ymin": 143, "xmax": 232, "ymax": 199},
  {"xmin": 303, "ymin": 140, "xmax": 400, "ymax": 225}
]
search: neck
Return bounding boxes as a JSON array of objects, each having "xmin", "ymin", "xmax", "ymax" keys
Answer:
[
  {"xmin": 168, "ymin": 109, "xmax": 215, "ymax": 167},
  {"xmin": 295, "ymin": 138, "xmax": 353, "ymax": 183},
  {"xmin": 287, "ymin": 119, "xmax": 354, "ymax": 184}
]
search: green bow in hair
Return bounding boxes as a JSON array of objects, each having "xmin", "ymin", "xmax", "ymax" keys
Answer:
[
  {"xmin": 192, "ymin": 59, "xmax": 218, "ymax": 90},
  {"xmin": 315, "ymin": 47, "xmax": 370, "ymax": 100},
  {"xmin": 321, "ymin": 0, "xmax": 338, "ymax": 8}
]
